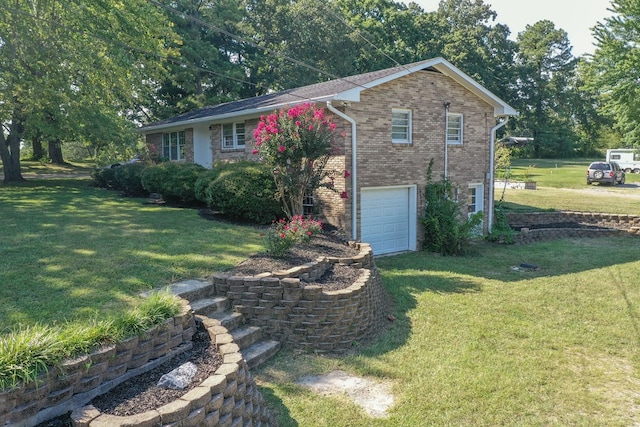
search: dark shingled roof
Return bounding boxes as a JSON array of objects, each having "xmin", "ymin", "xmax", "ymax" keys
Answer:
[{"xmin": 141, "ymin": 61, "xmax": 438, "ymax": 129}]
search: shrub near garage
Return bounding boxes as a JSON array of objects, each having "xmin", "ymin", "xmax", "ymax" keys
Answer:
[
  {"xmin": 141, "ymin": 162, "xmax": 206, "ymax": 205},
  {"xmin": 199, "ymin": 161, "xmax": 284, "ymax": 224}
]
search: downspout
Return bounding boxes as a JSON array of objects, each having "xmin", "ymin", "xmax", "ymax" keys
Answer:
[
  {"xmin": 488, "ymin": 116, "xmax": 509, "ymax": 232},
  {"xmin": 326, "ymin": 101, "xmax": 357, "ymax": 241},
  {"xmin": 444, "ymin": 102, "xmax": 450, "ymax": 178}
]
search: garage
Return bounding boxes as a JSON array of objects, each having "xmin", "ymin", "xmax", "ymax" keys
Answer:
[{"xmin": 360, "ymin": 186, "xmax": 417, "ymax": 255}]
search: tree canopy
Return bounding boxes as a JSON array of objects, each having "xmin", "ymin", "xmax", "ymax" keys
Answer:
[{"xmin": 1, "ymin": 0, "xmax": 631, "ymax": 178}]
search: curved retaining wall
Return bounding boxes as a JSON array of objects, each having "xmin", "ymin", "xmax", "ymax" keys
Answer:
[
  {"xmin": 504, "ymin": 211, "xmax": 640, "ymax": 245},
  {"xmin": 1, "ymin": 307, "xmax": 196, "ymax": 427},
  {"xmin": 212, "ymin": 243, "xmax": 390, "ymax": 353},
  {"xmin": 71, "ymin": 316, "xmax": 271, "ymax": 427}
]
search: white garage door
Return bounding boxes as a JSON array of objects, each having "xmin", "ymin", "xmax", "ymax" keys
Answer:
[{"xmin": 361, "ymin": 187, "xmax": 416, "ymax": 255}]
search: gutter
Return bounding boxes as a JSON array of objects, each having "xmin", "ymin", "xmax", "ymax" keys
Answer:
[
  {"xmin": 326, "ymin": 101, "xmax": 357, "ymax": 241},
  {"xmin": 487, "ymin": 116, "xmax": 510, "ymax": 232}
]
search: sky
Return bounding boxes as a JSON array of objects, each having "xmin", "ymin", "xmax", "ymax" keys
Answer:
[{"xmin": 412, "ymin": 0, "xmax": 614, "ymax": 57}]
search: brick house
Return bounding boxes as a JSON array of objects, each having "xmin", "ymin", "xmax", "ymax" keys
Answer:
[{"xmin": 141, "ymin": 57, "xmax": 517, "ymax": 255}]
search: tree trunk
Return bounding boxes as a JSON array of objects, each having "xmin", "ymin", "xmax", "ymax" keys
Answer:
[
  {"xmin": 48, "ymin": 138, "xmax": 65, "ymax": 164},
  {"xmin": 0, "ymin": 114, "xmax": 26, "ymax": 183},
  {"xmin": 32, "ymin": 135, "xmax": 46, "ymax": 161}
]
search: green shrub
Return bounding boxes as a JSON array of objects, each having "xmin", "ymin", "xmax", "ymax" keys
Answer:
[
  {"xmin": 141, "ymin": 162, "xmax": 206, "ymax": 205},
  {"xmin": 113, "ymin": 163, "xmax": 148, "ymax": 196},
  {"xmin": 201, "ymin": 161, "xmax": 284, "ymax": 224},
  {"xmin": 194, "ymin": 168, "xmax": 220, "ymax": 203},
  {"xmin": 421, "ymin": 159, "xmax": 481, "ymax": 256},
  {"xmin": 91, "ymin": 167, "xmax": 118, "ymax": 189},
  {"xmin": 487, "ymin": 200, "xmax": 515, "ymax": 244}
]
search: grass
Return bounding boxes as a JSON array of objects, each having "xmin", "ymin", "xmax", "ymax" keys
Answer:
[
  {"xmin": 498, "ymin": 158, "xmax": 640, "ymax": 213},
  {"xmin": 2, "ymin": 160, "xmax": 640, "ymax": 424},
  {"xmin": 256, "ymin": 238, "xmax": 640, "ymax": 426},
  {"xmin": 0, "ymin": 160, "xmax": 95, "ymax": 176},
  {"xmin": 0, "ymin": 178, "xmax": 262, "ymax": 331}
]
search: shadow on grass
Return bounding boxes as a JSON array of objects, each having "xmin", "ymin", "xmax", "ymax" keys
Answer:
[
  {"xmin": 0, "ymin": 179, "xmax": 263, "ymax": 331},
  {"xmin": 259, "ymin": 385, "xmax": 299, "ymax": 427}
]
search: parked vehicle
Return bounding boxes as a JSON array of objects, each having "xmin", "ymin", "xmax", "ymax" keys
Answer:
[
  {"xmin": 606, "ymin": 149, "xmax": 640, "ymax": 174},
  {"xmin": 587, "ymin": 161, "xmax": 625, "ymax": 185}
]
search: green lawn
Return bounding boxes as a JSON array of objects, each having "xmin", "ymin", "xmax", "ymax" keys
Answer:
[
  {"xmin": 2, "ymin": 162, "xmax": 640, "ymax": 425},
  {"xmin": 499, "ymin": 158, "xmax": 640, "ymax": 213},
  {"xmin": 257, "ymin": 238, "xmax": 640, "ymax": 426},
  {"xmin": 0, "ymin": 178, "xmax": 262, "ymax": 333}
]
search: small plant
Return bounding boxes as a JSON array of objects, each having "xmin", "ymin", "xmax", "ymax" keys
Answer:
[
  {"xmin": 421, "ymin": 159, "xmax": 481, "ymax": 256},
  {"xmin": 487, "ymin": 200, "xmax": 515, "ymax": 244},
  {"xmin": 263, "ymin": 216, "xmax": 323, "ymax": 257}
]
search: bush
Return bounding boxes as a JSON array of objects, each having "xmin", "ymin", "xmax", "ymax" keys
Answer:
[
  {"xmin": 141, "ymin": 162, "xmax": 206, "ymax": 205},
  {"xmin": 201, "ymin": 161, "xmax": 284, "ymax": 224},
  {"xmin": 91, "ymin": 167, "xmax": 118, "ymax": 189},
  {"xmin": 113, "ymin": 163, "xmax": 148, "ymax": 196},
  {"xmin": 421, "ymin": 159, "xmax": 481, "ymax": 256},
  {"xmin": 264, "ymin": 216, "xmax": 323, "ymax": 257}
]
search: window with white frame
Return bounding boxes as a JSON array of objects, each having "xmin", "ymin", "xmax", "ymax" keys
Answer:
[
  {"xmin": 222, "ymin": 122, "xmax": 246, "ymax": 149},
  {"xmin": 162, "ymin": 131, "xmax": 186, "ymax": 161},
  {"xmin": 447, "ymin": 113, "xmax": 463, "ymax": 145},
  {"xmin": 392, "ymin": 109, "xmax": 412, "ymax": 144}
]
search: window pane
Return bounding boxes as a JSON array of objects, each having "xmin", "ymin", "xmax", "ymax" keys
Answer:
[
  {"xmin": 162, "ymin": 134, "xmax": 170, "ymax": 159},
  {"xmin": 447, "ymin": 114, "xmax": 463, "ymax": 144},
  {"xmin": 236, "ymin": 123, "xmax": 245, "ymax": 147},
  {"xmin": 392, "ymin": 111, "xmax": 410, "ymax": 142},
  {"xmin": 223, "ymin": 124, "xmax": 234, "ymax": 148}
]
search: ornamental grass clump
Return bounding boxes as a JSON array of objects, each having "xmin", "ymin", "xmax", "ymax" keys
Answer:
[{"xmin": 264, "ymin": 216, "xmax": 323, "ymax": 257}]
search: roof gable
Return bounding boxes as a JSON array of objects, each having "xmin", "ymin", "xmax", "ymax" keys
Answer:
[{"xmin": 141, "ymin": 57, "xmax": 517, "ymax": 132}]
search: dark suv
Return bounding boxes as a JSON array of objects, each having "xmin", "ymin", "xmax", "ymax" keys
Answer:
[{"xmin": 587, "ymin": 161, "xmax": 625, "ymax": 185}]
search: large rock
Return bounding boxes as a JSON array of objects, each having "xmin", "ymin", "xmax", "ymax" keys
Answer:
[{"xmin": 157, "ymin": 362, "xmax": 198, "ymax": 389}]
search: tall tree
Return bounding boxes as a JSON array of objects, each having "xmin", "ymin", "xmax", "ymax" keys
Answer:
[
  {"xmin": 514, "ymin": 20, "xmax": 577, "ymax": 157},
  {"xmin": 588, "ymin": 0, "xmax": 640, "ymax": 147},
  {"xmin": 242, "ymin": 0, "xmax": 361, "ymax": 91},
  {"xmin": 434, "ymin": 0, "xmax": 518, "ymax": 100},
  {"xmin": 0, "ymin": 0, "xmax": 176, "ymax": 181},
  {"xmin": 147, "ymin": 0, "xmax": 249, "ymax": 120}
]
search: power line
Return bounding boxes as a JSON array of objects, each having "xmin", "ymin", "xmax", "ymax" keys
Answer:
[{"xmin": 144, "ymin": 0, "xmax": 371, "ymax": 91}]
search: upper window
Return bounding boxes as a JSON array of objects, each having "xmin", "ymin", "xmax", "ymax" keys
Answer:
[
  {"xmin": 392, "ymin": 109, "xmax": 412, "ymax": 144},
  {"xmin": 162, "ymin": 131, "xmax": 185, "ymax": 161},
  {"xmin": 222, "ymin": 122, "xmax": 246, "ymax": 149},
  {"xmin": 447, "ymin": 113, "xmax": 463, "ymax": 145}
]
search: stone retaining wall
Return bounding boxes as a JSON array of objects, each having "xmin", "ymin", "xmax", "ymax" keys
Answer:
[
  {"xmin": 71, "ymin": 316, "xmax": 271, "ymax": 427},
  {"xmin": 505, "ymin": 211, "xmax": 640, "ymax": 230},
  {"xmin": 1, "ymin": 307, "xmax": 196, "ymax": 427},
  {"xmin": 212, "ymin": 243, "xmax": 390, "ymax": 353},
  {"xmin": 504, "ymin": 212, "xmax": 640, "ymax": 245}
]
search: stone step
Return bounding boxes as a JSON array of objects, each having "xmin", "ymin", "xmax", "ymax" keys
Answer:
[
  {"xmin": 211, "ymin": 311, "xmax": 245, "ymax": 331},
  {"xmin": 190, "ymin": 296, "xmax": 230, "ymax": 317},
  {"xmin": 231, "ymin": 325, "xmax": 264, "ymax": 350},
  {"xmin": 242, "ymin": 340, "xmax": 281, "ymax": 369},
  {"xmin": 167, "ymin": 279, "xmax": 216, "ymax": 302}
]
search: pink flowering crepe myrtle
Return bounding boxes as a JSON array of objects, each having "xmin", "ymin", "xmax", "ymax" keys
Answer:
[{"xmin": 253, "ymin": 102, "xmax": 349, "ymax": 219}]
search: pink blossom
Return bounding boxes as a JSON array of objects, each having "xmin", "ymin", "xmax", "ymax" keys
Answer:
[
  {"xmin": 308, "ymin": 125, "xmax": 314, "ymax": 131},
  {"xmin": 344, "ymin": 170, "xmax": 351, "ymax": 178},
  {"xmin": 278, "ymin": 145, "xmax": 286, "ymax": 153},
  {"xmin": 280, "ymin": 233, "xmax": 286, "ymax": 238},
  {"xmin": 307, "ymin": 231, "xmax": 312, "ymax": 236},
  {"xmin": 252, "ymin": 149, "xmax": 259, "ymax": 155},
  {"xmin": 340, "ymin": 191, "xmax": 348, "ymax": 199},
  {"xmin": 330, "ymin": 123, "xmax": 337, "ymax": 130},
  {"xmin": 340, "ymin": 131, "xmax": 347, "ymax": 137},
  {"xmin": 295, "ymin": 120, "xmax": 301, "ymax": 126}
]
